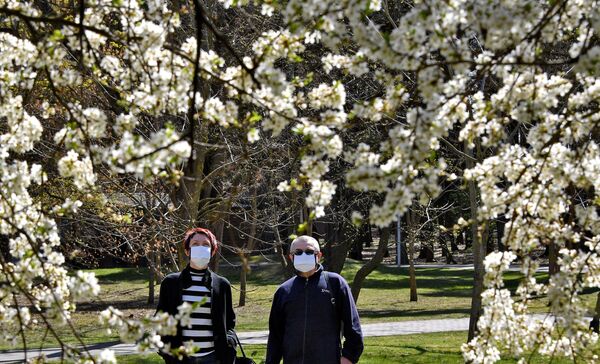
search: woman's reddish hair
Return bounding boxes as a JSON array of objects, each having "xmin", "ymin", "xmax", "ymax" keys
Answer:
[{"xmin": 183, "ymin": 227, "xmax": 219, "ymax": 252}]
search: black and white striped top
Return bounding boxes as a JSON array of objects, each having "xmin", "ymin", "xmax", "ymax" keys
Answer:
[{"xmin": 182, "ymin": 268, "xmax": 214, "ymax": 357}]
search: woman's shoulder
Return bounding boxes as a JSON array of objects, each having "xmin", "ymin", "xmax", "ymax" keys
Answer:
[
  {"xmin": 161, "ymin": 271, "xmax": 181, "ymax": 283},
  {"xmin": 165, "ymin": 271, "xmax": 182, "ymax": 279},
  {"xmin": 210, "ymin": 271, "xmax": 232, "ymax": 286}
]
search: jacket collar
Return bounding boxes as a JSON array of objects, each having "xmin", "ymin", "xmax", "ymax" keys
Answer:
[
  {"xmin": 296, "ymin": 263, "xmax": 324, "ymax": 281},
  {"xmin": 181, "ymin": 264, "xmax": 213, "ymax": 288}
]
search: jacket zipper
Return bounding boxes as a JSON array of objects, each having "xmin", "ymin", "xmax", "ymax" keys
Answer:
[{"xmin": 302, "ymin": 277, "xmax": 308, "ymax": 364}]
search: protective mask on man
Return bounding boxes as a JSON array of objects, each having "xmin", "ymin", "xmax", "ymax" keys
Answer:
[
  {"xmin": 294, "ymin": 253, "xmax": 317, "ymax": 272},
  {"xmin": 190, "ymin": 245, "xmax": 211, "ymax": 268}
]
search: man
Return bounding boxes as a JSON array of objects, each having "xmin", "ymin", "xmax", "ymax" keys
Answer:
[
  {"xmin": 266, "ymin": 235, "xmax": 364, "ymax": 364},
  {"xmin": 156, "ymin": 228, "xmax": 236, "ymax": 364}
]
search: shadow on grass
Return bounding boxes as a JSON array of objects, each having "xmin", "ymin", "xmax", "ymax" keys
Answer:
[
  {"xmin": 220, "ymin": 264, "xmax": 286, "ymax": 286},
  {"xmin": 359, "ymin": 307, "xmax": 470, "ymax": 320},
  {"xmin": 76, "ymin": 298, "xmax": 156, "ymax": 312},
  {"xmin": 93, "ymin": 268, "xmax": 150, "ymax": 284},
  {"xmin": 357, "ymin": 267, "xmax": 550, "ymax": 293},
  {"xmin": 44, "ymin": 341, "xmax": 121, "ymax": 359},
  {"xmin": 403, "ymin": 345, "xmax": 428, "ymax": 354},
  {"xmin": 363, "ymin": 343, "xmax": 463, "ymax": 363},
  {"xmin": 419, "ymin": 290, "xmax": 472, "ymax": 298}
]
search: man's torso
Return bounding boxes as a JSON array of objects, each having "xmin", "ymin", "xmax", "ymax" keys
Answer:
[{"xmin": 279, "ymin": 271, "xmax": 342, "ymax": 364}]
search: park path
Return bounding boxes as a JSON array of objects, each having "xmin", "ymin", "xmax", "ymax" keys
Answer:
[
  {"xmin": 0, "ymin": 318, "xmax": 473, "ymax": 363},
  {"xmin": 400, "ymin": 264, "xmax": 549, "ymax": 272}
]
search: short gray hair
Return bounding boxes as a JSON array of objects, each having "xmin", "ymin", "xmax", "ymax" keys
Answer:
[{"xmin": 290, "ymin": 235, "xmax": 320, "ymax": 252}]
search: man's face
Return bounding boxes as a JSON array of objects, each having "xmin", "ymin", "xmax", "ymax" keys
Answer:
[
  {"xmin": 185, "ymin": 234, "xmax": 215, "ymax": 257},
  {"xmin": 289, "ymin": 239, "xmax": 322, "ymax": 263}
]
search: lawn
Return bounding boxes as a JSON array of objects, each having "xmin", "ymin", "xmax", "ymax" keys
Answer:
[
  {"xmin": 116, "ymin": 332, "xmax": 576, "ymax": 364},
  {"xmin": 1, "ymin": 259, "xmax": 598, "ymax": 352}
]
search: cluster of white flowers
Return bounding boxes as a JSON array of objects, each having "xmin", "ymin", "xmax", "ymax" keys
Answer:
[
  {"xmin": 322, "ymin": 52, "xmax": 369, "ymax": 77},
  {"xmin": 102, "ymin": 126, "xmax": 192, "ymax": 180},
  {"xmin": 97, "ymin": 302, "xmax": 198, "ymax": 359},
  {"xmin": 0, "ymin": 97, "xmax": 43, "ymax": 154},
  {"xmin": 0, "ymin": 0, "xmax": 195, "ymax": 361},
  {"xmin": 68, "ymin": 271, "xmax": 101, "ymax": 301},
  {"xmin": 0, "ymin": 20, "xmax": 83, "ymax": 349},
  {"xmin": 57, "ymin": 151, "xmax": 97, "ymax": 189}
]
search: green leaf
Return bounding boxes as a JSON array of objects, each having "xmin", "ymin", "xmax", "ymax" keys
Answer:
[
  {"xmin": 50, "ymin": 30, "xmax": 64, "ymax": 42},
  {"xmin": 248, "ymin": 111, "xmax": 262, "ymax": 124},
  {"xmin": 297, "ymin": 222, "xmax": 307, "ymax": 234}
]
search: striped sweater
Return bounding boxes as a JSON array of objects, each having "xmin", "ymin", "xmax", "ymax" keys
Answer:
[{"xmin": 181, "ymin": 268, "xmax": 214, "ymax": 357}]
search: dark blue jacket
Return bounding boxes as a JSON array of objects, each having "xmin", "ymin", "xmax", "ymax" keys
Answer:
[{"xmin": 266, "ymin": 265, "xmax": 364, "ymax": 364}]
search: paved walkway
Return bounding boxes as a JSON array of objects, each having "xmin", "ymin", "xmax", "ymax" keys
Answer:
[
  {"xmin": 0, "ymin": 318, "xmax": 473, "ymax": 363},
  {"xmin": 402, "ymin": 264, "xmax": 549, "ymax": 272}
]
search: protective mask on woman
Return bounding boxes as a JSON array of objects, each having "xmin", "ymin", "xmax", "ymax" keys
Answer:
[
  {"xmin": 294, "ymin": 253, "xmax": 316, "ymax": 272},
  {"xmin": 190, "ymin": 245, "xmax": 211, "ymax": 268}
]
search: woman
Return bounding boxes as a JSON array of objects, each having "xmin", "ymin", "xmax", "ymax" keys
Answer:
[{"xmin": 156, "ymin": 228, "xmax": 236, "ymax": 364}]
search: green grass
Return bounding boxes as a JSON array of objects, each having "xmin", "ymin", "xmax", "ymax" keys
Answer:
[
  {"xmin": 116, "ymin": 332, "xmax": 576, "ymax": 364},
  {"xmin": 0, "ymin": 268, "xmax": 153, "ymax": 351},
  {"xmin": 231, "ymin": 261, "xmax": 598, "ymax": 330},
  {"xmin": 2, "ymin": 260, "xmax": 598, "ymax": 351}
]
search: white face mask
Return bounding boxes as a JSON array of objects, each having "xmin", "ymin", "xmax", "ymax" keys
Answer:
[
  {"xmin": 293, "ymin": 253, "xmax": 317, "ymax": 273},
  {"xmin": 190, "ymin": 245, "xmax": 211, "ymax": 268}
]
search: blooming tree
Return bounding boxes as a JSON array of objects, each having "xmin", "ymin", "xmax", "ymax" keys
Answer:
[{"xmin": 2, "ymin": 0, "xmax": 600, "ymax": 362}]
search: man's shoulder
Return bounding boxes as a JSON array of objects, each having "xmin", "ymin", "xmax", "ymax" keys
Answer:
[
  {"xmin": 323, "ymin": 270, "xmax": 350, "ymax": 288},
  {"xmin": 323, "ymin": 270, "xmax": 346, "ymax": 282},
  {"xmin": 275, "ymin": 276, "xmax": 298, "ymax": 293}
]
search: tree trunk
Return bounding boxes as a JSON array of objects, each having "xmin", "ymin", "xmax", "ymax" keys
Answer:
[
  {"xmin": 155, "ymin": 249, "xmax": 163, "ymax": 282},
  {"xmin": 210, "ymin": 191, "xmax": 237, "ymax": 273},
  {"xmin": 406, "ymin": 210, "xmax": 418, "ymax": 302},
  {"xmin": 590, "ymin": 292, "xmax": 600, "ymax": 333},
  {"xmin": 148, "ymin": 250, "xmax": 155, "ymax": 304},
  {"xmin": 303, "ymin": 205, "xmax": 313, "ymax": 236},
  {"xmin": 273, "ymin": 224, "xmax": 293, "ymax": 278},
  {"xmin": 451, "ymin": 235, "xmax": 459, "ymax": 252},
  {"xmin": 171, "ymin": 79, "xmax": 212, "ymax": 264},
  {"xmin": 549, "ymin": 241, "xmax": 559, "ymax": 275},
  {"xmin": 325, "ymin": 221, "xmax": 350, "ymax": 273},
  {"xmin": 238, "ymin": 186, "xmax": 258, "ymax": 307},
  {"xmin": 417, "ymin": 244, "xmax": 435, "ymax": 262},
  {"xmin": 239, "ymin": 254, "xmax": 248, "ymax": 307},
  {"xmin": 170, "ymin": 0, "xmax": 220, "ymax": 270},
  {"xmin": 496, "ymin": 214, "xmax": 506, "ymax": 252},
  {"xmin": 171, "ymin": 129, "xmax": 210, "ymax": 269},
  {"xmin": 464, "ymin": 230, "xmax": 473, "ymax": 249},
  {"xmin": 147, "ymin": 237, "xmax": 164, "ymax": 304},
  {"xmin": 351, "ymin": 226, "xmax": 390, "ymax": 302},
  {"xmin": 210, "ymin": 219, "xmax": 224, "ymax": 273},
  {"xmin": 456, "ymin": 231, "xmax": 464, "ymax": 250},
  {"xmin": 440, "ymin": 232, "xmax": 457, "ymax": 264},
  {"xmin": 486, "ymin": 223, "xmax": 495, "ymax": 254},
  {"xmin": 467, "ymin": 140, "xmax": 486, "ymax": 341},
  {"xmin": 349, "ymin": 223, "xmax": 370, "ymax": 261}
]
